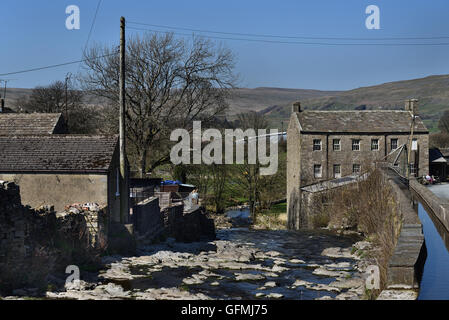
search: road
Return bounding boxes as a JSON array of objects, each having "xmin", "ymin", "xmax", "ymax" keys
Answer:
[{"xmin": 427, "ymin": 183, "xmax": 449, "ymax": 202}]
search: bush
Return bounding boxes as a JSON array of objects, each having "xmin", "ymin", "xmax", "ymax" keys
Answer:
[{"xmin": 327, "ymin": 168, "xmax": 401, "ymax": 292}]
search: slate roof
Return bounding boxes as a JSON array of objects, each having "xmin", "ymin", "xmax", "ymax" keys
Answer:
[
  {"xmin": 0, "ymin": 113, "xmax": 64, "ymax": 135},
  {"xmin": 0, "ymin": 135, "xmax": 118, "ymax": 173},
  {"xmin": 294, "ymin": 110, "xmax": 428, "ymax": 133}
]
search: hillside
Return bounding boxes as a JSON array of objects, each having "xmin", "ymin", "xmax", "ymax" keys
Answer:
[
  {"xmin": 260, "ymin": 75, "xmax": 449, "ymax": 132},
  {"xmin": 226, "ymin": 87, "xmax": 339, "ymax": 115},
  {"xmin": 3, "ymin": 74, "xmax": 449, "ymax": 132}
]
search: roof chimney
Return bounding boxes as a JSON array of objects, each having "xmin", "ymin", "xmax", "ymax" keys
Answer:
[
  {"xmin": 405, "ymin": 98, "xmax": 418, "ymax": 116},
  {"xmin": 292, "ymin": 101, "xmax": 301, "ymax": 113}
]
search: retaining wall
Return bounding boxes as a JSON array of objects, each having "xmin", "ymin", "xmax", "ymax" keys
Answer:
[
  {"xmin": 409, "ymin": 179, "xmax": 449, "ymax": 232},
  {"xmin": 132, "ymin": 196, "xmax": 165, "ymax": 242},
  {"xmin": 382, "ymin": 176, "xmax": 426, "ymax": 292}
]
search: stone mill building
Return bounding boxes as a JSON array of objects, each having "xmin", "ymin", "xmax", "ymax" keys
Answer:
[{"xmin": 286, "ymin": 99, "xmax": 429, "ymax": 230}]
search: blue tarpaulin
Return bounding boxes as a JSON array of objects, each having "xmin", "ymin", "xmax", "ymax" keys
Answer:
[{"xmin": 161, "ymin": 180, "xmax": 182, "ymax": 185}]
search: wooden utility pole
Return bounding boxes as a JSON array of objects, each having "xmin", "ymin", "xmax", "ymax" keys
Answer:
[
  {"xmin": 119, "ymin": 16, "xmax": 129, "ymax": 223},
  {"xmin": 406, "ymin": 99, "xmax": 417, "ymax": 180}
]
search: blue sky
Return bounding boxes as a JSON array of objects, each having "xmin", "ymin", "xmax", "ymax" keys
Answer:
[{"xmin": 1, "ymin": 0, "xmax": 449, "ymax": 90}]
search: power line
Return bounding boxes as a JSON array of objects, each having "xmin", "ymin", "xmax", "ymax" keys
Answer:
[
  {"xmin": 0, "ymin": 1, "xmax": 106, "ymax": 78},
  {"xmin": 0, "ymin": 52, "xmax": 117, "ymax": 77},
  {"xmin": 128, "ymin": 21, "xmax": 449, "ymax": 41},
  {"xmin": 78, "ymin": 0, "xmax": 103, "ymax": 70},
  {"xmin": 128, "ymin": 26, "xmax": 449, "ymax": 46}
]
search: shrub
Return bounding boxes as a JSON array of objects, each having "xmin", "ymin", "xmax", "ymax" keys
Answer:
[{"xmin": 327, "ymin": 167, "xmax": 401, "ymax": 292}]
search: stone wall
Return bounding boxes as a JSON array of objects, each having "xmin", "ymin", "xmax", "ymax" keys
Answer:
[
  {"xmin": 298, "ymin": 133, "xmax": 428, "ymax": 187},
  {"xmin": 0, "ymin": 181, "xmax": 108, "ymax": 293},
  {"xmin": 292, "ymin": 175, "xmax": 363, "ymax": 229},
  {"xmin": 286, "ymin": 113, "xmax": 302, "ymax": 229},
  {"xmin": 384, "ymin": 177, "xmax": 426, "ymax": 290},
  {"xmin": 60, "ymin": 203, "xmax": 108, "ymax": 249},
  {"xmin": 410, "ymin": 178, "xmax": 449, "ymax": 232},
  {"xmin": 162, "ymin": 204, "xmax": 215, "ymax": 242},
  {"xmin": 132, "ymin": 196, "xmax": 165, "ymax": 242},
  {"xmin": 0, "ymin": 182, "xmax": 27, "ymax": 271}
]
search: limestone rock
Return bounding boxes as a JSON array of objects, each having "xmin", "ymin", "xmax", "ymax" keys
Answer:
[
  {"xmin": 377, "ymin": 290, "xmax": 418, "ymax": 300},
  {"xmin": 266, "ymin": 293, "xmax": 283, "ymax": 299},
  {"xmin": 234, "ymin": 273, "xmax": 265, "ymax": 281}
]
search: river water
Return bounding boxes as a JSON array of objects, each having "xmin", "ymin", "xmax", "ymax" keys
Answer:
[
  {"xmin": 44, "ymin": 208, "xmax": 366, "ymax": 300},
  {"xmin": 417, "ymin": 203, "xmax": 449, "ymax": 300},
  {"xmin": 101, "ymin": 227, "xmax": 364, "ymax": 300}
]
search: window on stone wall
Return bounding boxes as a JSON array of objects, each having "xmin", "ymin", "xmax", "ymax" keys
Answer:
[
  {"xmin": 409, "ymin": 163, "xmax": 417, "ymax": 176},
  {"xmin": 333, "ymin": 164, "xmax": 341, "ymax": 178},
  {"xmin": 352, "ymin": 139, "xmax": 360, "ymax": 151},
  {"xmin": 313, "ymin": 139, "xmax": 322, "ymax": 151},
  {"xmin": 333, "ymin": 139, "xmax": 341, "ymax": 151},
  {"xmin": 353, "ymin": 164, "xmax": 361, "ymax": 174},
  {"xmin": 371, "ymin": 139, "xmax": 379, "ymax": 151},
  {"xmin": 412, "ymin": 138, "xmax": 418, "ymax": 151},
  {"xmin": 314, "ymin": 164, "xmax": 322, "ymax": 178},
  {"xmin": 391, "ymin": 138, "xmax": 398, "ymax": 150}
]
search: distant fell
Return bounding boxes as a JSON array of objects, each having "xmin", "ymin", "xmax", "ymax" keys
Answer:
[
  {"xmin": 256, "ymin": 75, "xmax": 449, "ymax": 131},
  {"xmin": 3, "ymin": 74, "xmax": 449, "ymax": 131}
]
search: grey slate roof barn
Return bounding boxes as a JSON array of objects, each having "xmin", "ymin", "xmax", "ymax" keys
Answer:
[
  {"xmin": 0, "ymin": 113, "xmax": 67, "ymax": 135},
  {"xmin": 0, "ymin": 134, "xmax": 127, "ymax": 223},
  {"xmin": 0, "ymin": 135, "xmax": 118, "ymax": 173}
]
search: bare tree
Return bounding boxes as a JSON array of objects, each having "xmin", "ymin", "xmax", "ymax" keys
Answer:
[
  {"xmin": 22, "ymin": 80, "xmax": 82, "ymax": 114},
  {"xmin": 430, "ymin": 132, "xmax": 449, "ymax": 148},
  {"xmin": 20, "ymin": 80, "xmax": 98, "ymax": 133},
  {"xmin": 234, "ymin": 112, "xmax": 269, "ymax": 221},
  {"xmin": 439, "ymin": 110, "xmax": 449, "ymax": 134},
  {"xmin": 81, "ymin": 32, "xmax": 236, "ymax": 176}
]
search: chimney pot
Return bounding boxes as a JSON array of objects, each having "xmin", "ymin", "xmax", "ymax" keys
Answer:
[
  {"xmin": 405, "ymin": 98, "xmax": 419, "ymax": 116},
  {"xmin": 292, "ymin": 101, "xmax": 301, "ymax": 113}
]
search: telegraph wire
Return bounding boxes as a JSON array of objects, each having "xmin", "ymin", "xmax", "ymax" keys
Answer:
[
  {"xmin": 83, "ymin": 0, "xmax": 103, "ymax": 53},
  {"xmin": 0, "ymin": 1, "xmax": 106, "ymax": 77},
  {"xmin": 3, "ymin": 19, "xmax": 449, "ymax": 78},
  {"xmin": 127, "ymin": 26, "xmax": 449, "ymax": 46},
  {"xmin": 77, "ymin": 0, "xmax": 103, "ymax": 71},
  {"xmin": 0, "ymin": 52, "xmax": 118, "ymax": 77},
  {"xmin": 128, "ymin": 21, "xmax": 449, "ymax": 41}
]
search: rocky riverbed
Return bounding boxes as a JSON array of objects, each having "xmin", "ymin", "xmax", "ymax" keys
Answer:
[{"xmin": 39, "ymin": 227, "xmax": 372, "ymax": 300}]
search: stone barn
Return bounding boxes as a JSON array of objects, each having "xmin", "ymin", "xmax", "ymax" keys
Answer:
[
  {"xmin": 0, "ymin": 135, "xmax": 128, "ymax": 223},
  {"xmin": 287, "ymin": 99, "xmax": 429, "ymax": 230}
]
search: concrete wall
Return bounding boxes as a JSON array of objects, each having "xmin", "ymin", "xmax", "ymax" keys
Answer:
[{"xmin": 0, "ymin": 173, "xmax": 108, "ymax": 212}]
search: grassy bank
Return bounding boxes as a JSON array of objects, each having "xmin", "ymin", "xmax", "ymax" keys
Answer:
[{"xmin": 253, "ymin": 202, "xmax": 287, "ymax": 230}]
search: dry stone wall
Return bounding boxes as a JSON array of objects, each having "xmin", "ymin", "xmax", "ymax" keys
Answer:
[
  {"xmin": 0, "ymin": 182, "xmax": 27, "ymax": 270},
  {"xmin": 0, "ymin": 181, "xmax": 107, "ymax": 294}
]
